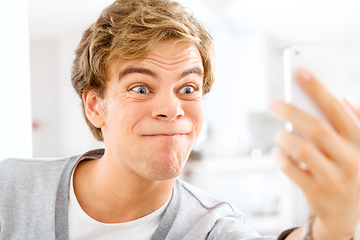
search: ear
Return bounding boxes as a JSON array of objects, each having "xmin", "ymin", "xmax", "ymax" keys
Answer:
[{"xmin": 82, "ymin": 90, "xmax": 105, "ymax": 128}]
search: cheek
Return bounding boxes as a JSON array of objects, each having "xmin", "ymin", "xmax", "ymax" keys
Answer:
[
  {"xmin": 185, "ymin": 101, "xmax": 204, "ymax": 135},
  {"xmin": 106, "ymin": 101, "xmax": 150, "ymax": 132}
]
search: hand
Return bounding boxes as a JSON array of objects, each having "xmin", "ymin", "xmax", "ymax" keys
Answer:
[{"xmin": 270, "ymin": 69, "xmax": 360, "ymax": 240}]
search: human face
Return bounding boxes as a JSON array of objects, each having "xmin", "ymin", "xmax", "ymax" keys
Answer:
[{"xmin": 101, "ymin": 40, "xmax": 204, "ymax": 181}]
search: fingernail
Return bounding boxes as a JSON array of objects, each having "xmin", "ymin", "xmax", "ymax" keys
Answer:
[
  {"xmin": 344, "ymin": 95, "xmax": 358, "ymax": 105},
  {"xmin": 343, "ymin": 95, "xmax": 360, "ymax": 111},
  {"xmin": 297, "ymin": 68, "xmax": 312, "ymax": 82}
]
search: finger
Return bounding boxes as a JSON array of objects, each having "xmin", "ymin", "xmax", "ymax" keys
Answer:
[
  {"xmin": 275, "ymin": 130, "xmax": 337, "ymax": 185},
  {"xmin": 270, "ymin": 99, "xmax": 346, "ymax": 165},
  {"xmin": 341, "ymin": 97, "xmax": 360, "ymax": 144},
  {"xmin": 275, "ymin": 149, "xmax": 313, "ymax": 192},
  {"xmin": 296, "ymin": 68, "xmax": 360, "ymax": 140}
]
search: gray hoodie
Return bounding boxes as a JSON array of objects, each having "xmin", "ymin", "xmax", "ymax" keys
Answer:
[{"xmin": 0, "ymin": 149, "xmax": 285, "ymax": 240}]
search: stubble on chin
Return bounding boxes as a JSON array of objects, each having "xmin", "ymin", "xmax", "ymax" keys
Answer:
[{"xmin": 145, "ymin": 152, "xmax": 189, "ymax": 181}]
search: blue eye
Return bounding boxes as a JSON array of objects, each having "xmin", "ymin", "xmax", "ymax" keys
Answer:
[
  {"xmin": 131, "ymin": 86, "xmax": 150, "ymax": 94},
  {"xmin": 179, "ymin": 85, "xmax": 195, "ymax": 94}
]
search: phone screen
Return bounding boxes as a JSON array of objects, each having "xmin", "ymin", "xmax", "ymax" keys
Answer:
[{"xmin": 283, "ymin": 45, "xmax": 339, "ymax": 131}]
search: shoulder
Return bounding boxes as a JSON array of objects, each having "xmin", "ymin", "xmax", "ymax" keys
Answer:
[
  {"xmin": 0, "ymin": 156, "xmax": 69, "ymax": 168},
  {"xmin": 0, "ymin": 156, "xmax": 79, "ymax": 232},
  {"xmin": 0, "ymin": 156, "xmax": 70, "ymax": 180},
  {"xmin": 0, "ymin": 156, "xmax": 79, "ymax": 195},
  {"xmin": 0, "ymin": 156, "xmax": 76, "ymax": 237}
]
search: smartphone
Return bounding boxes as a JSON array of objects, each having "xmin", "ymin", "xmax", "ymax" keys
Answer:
[{"xmin": 283, "ymin": 45, "xmax": 340, "ymax": 132}]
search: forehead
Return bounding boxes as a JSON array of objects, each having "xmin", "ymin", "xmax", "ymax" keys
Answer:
[
  {"xmin": 145, "ymin": 40, "xmax": 202, "ymax": 64},
  {"xmin": 108, "ymin": 40, "xmax": 203, "ymax": 74}
]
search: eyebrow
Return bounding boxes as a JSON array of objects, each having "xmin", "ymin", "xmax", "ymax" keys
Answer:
[
  {"xmin": 118, "ymin": 67, "xmax": 156, "ymax": 80},
  {"xmin": 181, "ymin": 67, "xmax": 204, "ymax": 79},
  {"xmin": 118, "ymin": 66, "xmax": 204, "ymax": 80}
]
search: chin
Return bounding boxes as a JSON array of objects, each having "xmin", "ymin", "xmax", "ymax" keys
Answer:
[{"xmin": 144, "ymin": 152, "xmax": 189, "ymax": 181}]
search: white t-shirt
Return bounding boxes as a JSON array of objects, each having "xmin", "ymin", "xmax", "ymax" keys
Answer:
[{"xmin": 68, "ymin": 170, "xmax": 170, "ymax": 240}]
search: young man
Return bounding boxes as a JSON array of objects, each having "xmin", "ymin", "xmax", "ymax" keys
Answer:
[{"xmin": 1, "ymin": 0, "xmax": 360, "ymax": 239}]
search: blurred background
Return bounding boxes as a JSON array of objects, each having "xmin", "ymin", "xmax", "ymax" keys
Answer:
[{"xmin": 2, "ymin": 0, "xmax": 360, "ymax": 236}]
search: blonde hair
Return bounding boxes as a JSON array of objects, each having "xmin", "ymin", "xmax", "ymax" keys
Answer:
[{"xmin": 71, "ymin": 0, "xmax": 215, "ymax": 141}]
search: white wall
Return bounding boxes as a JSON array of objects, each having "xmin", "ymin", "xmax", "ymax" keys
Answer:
[
  {"xmin": 30, "ymin": 32, "xmax": 104, "ymax": 158},
  {"xmin": 57, "ymin": 33, "xmax": 104, "ymax": 156},
  {"xmin": 30, "ymin": 39, "xmax": 60, "ymax": 157},
  {"xmin": 0, "ymin": 0, "xmax": 32, "ymax": 159},
  {"xmin": 203, "ymin": 31, "xmax": 272, "ymax": 157}
]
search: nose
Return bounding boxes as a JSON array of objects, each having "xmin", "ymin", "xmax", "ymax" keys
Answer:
[{"xmin": 152, "ymin": 93, "xmax": 184, "ymax": 121}]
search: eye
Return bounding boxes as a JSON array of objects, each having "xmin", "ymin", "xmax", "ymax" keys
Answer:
[
  {"xmin": 130, "ymin": 85, "xmax": 150, "ymax": 94},
  {"xmin": 179, "ymin": 85, "xmax": 196, "ymax": 94}
]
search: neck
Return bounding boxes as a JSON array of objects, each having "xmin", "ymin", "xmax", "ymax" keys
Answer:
[{"xmin": 73, "ymin": 153, "xmax": 175, "ymax": 223}]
